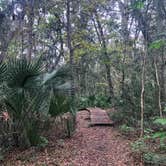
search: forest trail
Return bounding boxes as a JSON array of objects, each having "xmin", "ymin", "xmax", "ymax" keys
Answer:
[
  {"xmin": 3, "ymin": 110, "xmax": 137, "ymax": 166},
  {"xmin": 60, "ymin": 110, "xmax": 135, "ymax": 166}
]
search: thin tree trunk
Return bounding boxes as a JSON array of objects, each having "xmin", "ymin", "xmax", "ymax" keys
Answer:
[
  {"xmin": 93, "ymin": 11, "xmax": 114, "ymax": 99},
  {"xmin": 160, "ymin": 48, "xmax": 166, "ymax": 106},
  {"xmin": 118, "ymin": 0, "xmax": 130, "ymax": 98},
  {"xmin": 66, "ymin": 0, "xmax": 75, "ymax": 98},
  {"xmin": 140, "ymin": 43, "xmax": 147, "ymax": 137},
  {"xmin": 121, "ymin": 44, "xmax": 126, "ymax": 98},
  {"xmin": 154, "ymin": 58, "xmax": 163, "ymax": 117},
  {"xmin": 27, "ymin": 0, "xmax": 34, "ymax": 61},
  {"xmin": 91, "ymin": 17, "xmax": 102, "ymax": 45},
  {"xmin": 155, "ymin": 0, "xmax": 166, "ymax": 105},
  {"xmin": 54, "ymin": 27, "xmax": 64, "ymax": 68}
]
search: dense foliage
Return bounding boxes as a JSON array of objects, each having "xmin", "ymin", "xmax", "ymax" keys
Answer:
[
  {"xmin": 0, "ymin": 0, "xmax": 165, "ymax": 165},
  {"xmin": 0, "ymin": 58, "xmax": 73, "ymax": 154}
]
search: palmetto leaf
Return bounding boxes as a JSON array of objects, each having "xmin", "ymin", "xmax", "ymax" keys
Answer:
[
  {"xmin": 0, "ymin": 57, "xmax": 71, "ymax": 147},
  {"xmin": 42, "ymin": 70, "xmax": 58, "ymax": 85},
  {"xmin": 0, "ymin": 62, "xmax": 6, "ymax": 83},
  {"xmin": 49, "ymin": 94, "xmax": 71, "ymax": 117},
  {"xmin": 54, "ymin": 82, "xmax": 71, "ymax": 93},
  {"xmin": 42, "ymin": 65, "xmax": 70, "ymax": 86},
  {"xmin": 4, "ymin": 87, "xmax": 27, "ymax": 119},
  {"xmin": 6, "ymin": 58, "xmax": 44, "ymax": 90},
  {"xmin": 3, "ymin": 58, "xmax": 71, "ymax": 115}
]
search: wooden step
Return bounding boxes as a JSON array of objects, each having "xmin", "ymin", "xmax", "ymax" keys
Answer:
[{"xmin": 86, "ymin": 107, "xmax": 114, "ymax": 126}]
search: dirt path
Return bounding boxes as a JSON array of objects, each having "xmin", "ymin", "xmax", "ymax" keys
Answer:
[
  {"xmin": 3, "ymin": 110, "xmax": 137, "ymax": 166},
  {"xmin": 62, "ymin": 110, "xmax": 135, "ymax": 166}
]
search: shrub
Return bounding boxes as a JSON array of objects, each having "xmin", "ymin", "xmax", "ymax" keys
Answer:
[
  {"xmin": 0, "ymin": 58, "xmax": 72, "ymax": 148},
  {"xmin": 143, "ymin": 153, "xmax": 166, "ymax": 165},
  {"xmin": 48, "ymin": 94, "xmax": 76, "ymax": 138},
  {"xmin": 37, "ymin": 136, "xmax": 49, "ymax": 148},
  {"xmin": 131, "ymin": 138, "xmax": 148, "ymax": 153},
  {"xmin": 119, "ymin": 124, "xmax": 135, "ymax": 135},
  {"xmin": 77, "ymin": 95, "xmax": 111, "ymax": 109},
  {"xmin": 111, "ymin": 110, "xmax": 137, "ymax": 126},
  {"xmin": 152, "ymin": 118, "xmax": 166, "ymax": 151},
  {"xmin": 49, "ymin": 94, "xmax": 70, "ymax": 117}
]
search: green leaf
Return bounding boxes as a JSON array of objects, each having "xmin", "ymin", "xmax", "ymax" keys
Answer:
[
  {"xmin": 42, "ymin": 66, "xmax": 70, "ymax": 86},
  {"xmin": 149, "ymin": 39, "xmax": 165, "ymax": 50},
  {"xmin": 42, "ymin": 70, "xmax": 58, "ymax": 85},
  {"xmin": 152, "ymin": 131, "xmax": 166, "ymax": 139},
  {"xmin": 6, "ymin": 58, "xmax": 43, "ymax": 90},
  {"xmin": 132, "ymin": 1, "xmax": 144, "ymax": 9},
  {"xmin": 0, "ymin": 62, "xmax": 6, "ymax": 82},
  {"xmin": 154, "ymin": 118, "xmax": 166, "ymax": 126},
  {"xmin": 48, "ymin": 94, "xmax": 71, "ymax": 117}
]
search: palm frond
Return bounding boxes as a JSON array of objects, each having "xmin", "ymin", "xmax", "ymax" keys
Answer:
[
  {"xmin": 0, "ymin": 62, "xmax": 6, "ymax": 83},
  {"xmin": 42, "ymin": 65, "xmax": 70, "ymax": 86},
  {"xmin": 54, "ymin": 82, "xmax": 72, "ymax": 94},
  {"xmin": 4, "ymin": 87, "xmax": 27, "ymax": 119},
  {"xmin": 49, "ymin": 94, "xmax": 71, "ymax": 117},
  {"xmin": 6, "ymin": 58, "xmax": 43, "ymax": 90}
]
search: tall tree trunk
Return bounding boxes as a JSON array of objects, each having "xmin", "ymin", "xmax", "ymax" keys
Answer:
[
  {"xmin": 160, "ymin": 52, "xmax": 166, "ymax": 104},
  {"xmin": 140, "ymin": 44, "xmax": 147, "ymax": 137},
  {"xmin": 155, "ymin": 0, "xmax": 166, "ymax": 105},
  {"xmin": 93, "ymin": 11, "xmax": 114, "ymax": 99},
  {"xmin": 154, "ymin": 58, "xmax": 163, "ymax": 117},
  {"xmin": 54, "ymin": 24, "xmax": 64, "ymax": 68},
  {"xmin": 66, "ymin": 0, "xmax": 75, "ymax": 98},
  {"xmin": 131, "ymin": 0, "xmax": 152, "ymax": 43},
  {"xmin": 27, "ymin": 0, "xmax": 34, "ymax": 61},
  {"xmin": 118, "ymin": 0, "xmax": 129, "ymax": 98}
]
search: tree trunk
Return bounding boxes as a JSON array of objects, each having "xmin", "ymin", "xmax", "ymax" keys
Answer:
[
  {"xmin": 118, "ymin": 0, "xmax": 129, "ymax": 98},
  {"xmin": 93, "ymin": 11, "xmax": 114, "ymax": 99},
  {"xmin": 155, "ymin": 0, "xmax": 166, "ymax": 105},
  {"xmin": 27, "ymin": 0, "xmax": 34, "ymax": 61},
  {"xmin": 66, "ymin": 0, "xmax": 75, "ymax": 98},
  {"xmin": 160, "ymin": 53, "xmax": 166, "ymax": 104},
  {"xmin": 154, "ymin": 58, "xmax": 163, "ymax": 117},
  {"xmin": 140, "ymin": 47, "xmax": 146, "ymax": 137}
]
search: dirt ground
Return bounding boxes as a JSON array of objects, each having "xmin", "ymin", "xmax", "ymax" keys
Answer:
[{"xmin": 2, "ymin": 110, "xmax": 141, "ymax": 166}]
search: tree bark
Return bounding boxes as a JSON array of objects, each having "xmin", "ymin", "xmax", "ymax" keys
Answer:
[
  {"xmin": 27, "ymin": 0, "xmax": 34, "ymax": 61},
  {"xmin": 118, "ymin": 0, "xmax": 129, "ymax": 98},
  {"xmin": 93, "ymin": 11, "xmax": 114, "ymax": 99},
  {"xmin": 160, "ymin": 52, "xmax": 166, "ymax": 104},
  {"xmin": 154, "ymin": 58, "xmax": 163, "ymax": 117},
  {"xmin": 140, "ymin": 51, "xmax": 145, "ymax": 137},
  {"xmin": 155, "ymin": 0, "xmax": 166, "ymax": 105},
  {"xmin": 66, "ymin": 0, "xmax": 75, "ymax": 98}
]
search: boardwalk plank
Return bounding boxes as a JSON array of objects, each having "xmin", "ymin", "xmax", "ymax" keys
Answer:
[{"xmin": 86, "ymin": 107, "xmax": 114, "ymax": 126}]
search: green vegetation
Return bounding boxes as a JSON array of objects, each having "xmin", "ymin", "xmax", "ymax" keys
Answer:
[
  {"xmin": 130, "ymin": 117, "xmax": 166, "ymax": 165},
  {"xmin": 0, "ymin": 0, "xmax": 166, "ymax": 165},
  {"xmin": 77, "ymin": 95, "xmax": 111, "ymax": 109},
  {"xmin": 0, "ymin": 58, "xmax": 74, "ymax": 158}
]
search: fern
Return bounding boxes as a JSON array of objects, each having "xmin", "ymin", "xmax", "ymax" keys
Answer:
[{"xmin": 154, "ymin": 118, "xmax": 166, "ymax": 126}]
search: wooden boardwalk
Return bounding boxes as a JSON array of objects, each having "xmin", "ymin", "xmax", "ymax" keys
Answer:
[{"xmin": 86, "ymin": 107, "xmax": 114, "ymax": 126}]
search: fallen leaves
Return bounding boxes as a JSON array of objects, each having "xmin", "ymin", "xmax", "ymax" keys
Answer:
[{"xmin": 2, "ymin": 110, "xmax": 139, "ymax": 166}]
